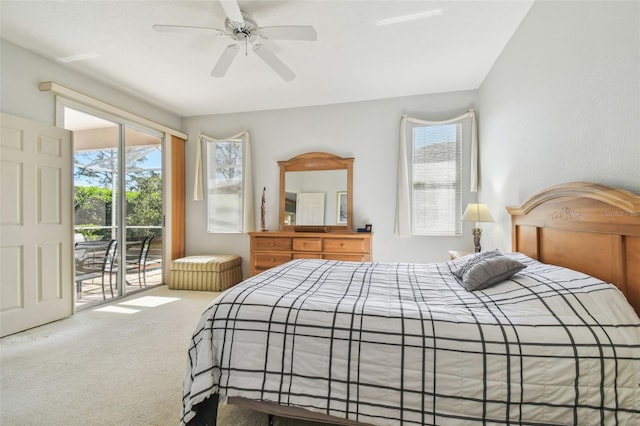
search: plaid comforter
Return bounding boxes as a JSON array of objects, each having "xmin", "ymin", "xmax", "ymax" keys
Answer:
[{"xmin": 182, "ymin": 254, "xmax": 640, "ymax": 425}]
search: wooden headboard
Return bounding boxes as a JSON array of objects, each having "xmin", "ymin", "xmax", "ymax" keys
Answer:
[{"xmin": 507, "ymin": 182, "xmax": 640, "ymax": 316}]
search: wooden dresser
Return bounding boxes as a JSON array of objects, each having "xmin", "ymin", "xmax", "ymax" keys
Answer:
[{"xmin": 249, "ymin": 231, "xmax": 372, "ymax": 276}]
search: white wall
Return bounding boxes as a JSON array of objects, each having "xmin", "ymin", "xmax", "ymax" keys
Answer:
[
  {"xmin": 478, "ymin": 0, "xmax": 640, "ymax": 251},
  {"xmin": 183, "ymin": 91, "xmax": 478, "ymax": 274},
  {"xmin": 6, "ymin": 0, "xmax": 636, "ymax": 275},
  {"xmin": 0, "ymin": 39, "xmax": 180, "ymax": 130}
]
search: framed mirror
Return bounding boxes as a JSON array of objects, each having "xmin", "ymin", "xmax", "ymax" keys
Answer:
[{"xmin": 278, "ymin": 152, "xmax": 353, "ymax": 231}]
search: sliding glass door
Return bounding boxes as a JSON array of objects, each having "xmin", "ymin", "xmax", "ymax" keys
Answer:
[
  {"xmin": 66, "ymin": 107, "xmax": 164, "ymax": 309},
  {"xmin": 123, "ymin": 125, "xmax": 163, "ymax": 293}
]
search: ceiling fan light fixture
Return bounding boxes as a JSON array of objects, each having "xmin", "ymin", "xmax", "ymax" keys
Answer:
[
  {"xmin": 375, "ymin": 8, "xmax": 443, "ymax": 26},
  {"xmin": 225, "ymin": 13, "xmax": 260, "ymax": 44}
]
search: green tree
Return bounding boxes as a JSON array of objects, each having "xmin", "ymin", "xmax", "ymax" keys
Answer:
[
  {"xmin": 74, "ymin": 186, "xmax": 112, "ymax": 225},
  {"xmin": 75, "ymin": 148, "xmax": 162, "ymax": 239},
  {"xmin": 127, "ymin": 172, "xmax": 163, "ymax": 231},
  {"xmin": 214, "ymin": 141, "xmax": 242, "ymax": 180}
]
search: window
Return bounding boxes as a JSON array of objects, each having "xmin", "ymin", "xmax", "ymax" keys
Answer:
[
  {"xmin": 203, "ymin": 131, "xmax": 253, "ymax": 233},
  {"xmin": 395, "ymin": 110, "xmax": 477, "ymax": 238},
  {"xmin": 206, "ymin": 140, "xmax": 244, "ymax": 233},
  {"xmin": 411, "ymin": 123, "xmax": 461, "ymax": 236}
]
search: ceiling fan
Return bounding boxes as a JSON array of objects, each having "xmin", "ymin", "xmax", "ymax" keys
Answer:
[{"xmin": 152, "ymin": 0, "xmax": 316, "ymax": 81}]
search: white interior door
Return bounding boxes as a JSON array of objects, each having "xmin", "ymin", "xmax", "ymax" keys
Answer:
[
  {"xmin": 296, "ymin": 192, "xmax": 325, "ymax": 225},
  {"xmin": 1, "ymin": 113, "xmax": 73, "ymax": 337}
]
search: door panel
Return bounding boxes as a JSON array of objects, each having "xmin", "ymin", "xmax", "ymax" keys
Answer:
[
  {"xmin": 39, "ymin": 165, "xmax": 62, "ymax": 223},
  {"xmin": 123, "ymin": 125, "xmax": 163, "ymax": 295},
  {"xmin": 1, "ymin": 246, "xmax": 22, "ymax": 311},
  {"xmin": 1, "ymin": 113, "xmax": 72, "ymax": 337},
  {"xmin": 38, "ymin": 242, "xmax": 63, "ymax": 300}
]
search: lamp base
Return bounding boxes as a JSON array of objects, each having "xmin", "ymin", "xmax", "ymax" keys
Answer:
[{"xmin": 472, "ymin": 228, "xmax": 482, "ymax": 253}]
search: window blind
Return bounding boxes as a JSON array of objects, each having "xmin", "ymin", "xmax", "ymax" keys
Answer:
[{"xmin": 411, "ymin": 124, "xmax": 461, "ymax": 235}]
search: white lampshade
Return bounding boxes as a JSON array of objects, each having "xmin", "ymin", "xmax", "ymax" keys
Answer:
[{"xmin": 462, "ymin": 203, "xmax": 494, "ymax": 224}]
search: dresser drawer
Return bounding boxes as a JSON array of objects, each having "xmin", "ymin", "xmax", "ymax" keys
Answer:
[
  {"xmin": 292, "ymin": 237, "xmax": 322, "ymax": 252},
  {"xmin": 293, "ymin": 253, "xmax": 323, "ymax": 259},
  {"xmin": 323, "ymin": 238, "xmax": 368, "ymax": 253},
  {"xmin": 254, "ymin": 253, "xmax": 292, "ymax": 269},
  {"xmin": 323, "ymin": 253, "xmax": 369, "ymax": 262},
  {"xmin": 254, "ymin": 237, "xmax": 292, "ymax": 251}
]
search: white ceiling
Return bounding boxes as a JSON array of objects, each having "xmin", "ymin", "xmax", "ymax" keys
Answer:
[{"xmin": 0, "ymin": 0, "xmax": 534, "ymax": 117}]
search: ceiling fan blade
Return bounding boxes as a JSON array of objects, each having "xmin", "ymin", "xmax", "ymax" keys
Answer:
[
  {"xmin": 152, "ymin": 24, "xmax": 223, "ymax": 36},
  {"xmin": 252, "ymin": 44, "xmax": 295, "ymax": 82},
  {"xmin": 211, "ymin": 44, "xmax": 240, "ymax": 77},
  {"xmin": 219, "ymin": 0, "xmax": 245, "ymax": 25},
  {"xmin": 260, "ymin": 26, "xmax": 317, "ymax": 41}
]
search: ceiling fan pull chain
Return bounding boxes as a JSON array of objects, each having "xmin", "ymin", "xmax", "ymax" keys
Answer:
[{"xmin": 245, "ymin": 36, "xmax": 248, "ymax": 56}]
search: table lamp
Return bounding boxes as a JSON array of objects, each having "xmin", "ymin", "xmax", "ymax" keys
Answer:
[{"xmin": 462, "ymin": 203, "xmax": 494, "ymax": 252}]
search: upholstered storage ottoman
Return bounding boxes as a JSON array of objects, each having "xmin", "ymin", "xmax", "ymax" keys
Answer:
[{"xmin": 168, "ymin": 255, "xmax": 242, "ymax": 291}]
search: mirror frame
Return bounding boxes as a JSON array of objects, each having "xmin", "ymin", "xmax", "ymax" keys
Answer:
[{"xmin": 278, "ymin": 152, "xmax": 354, "ymax": 231}]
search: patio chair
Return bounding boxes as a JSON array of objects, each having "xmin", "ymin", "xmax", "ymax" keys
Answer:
[
  {"xmin": 100, "ymin": 239, "xmax": 118, "ymax": 299},
  {"xmin": 127, "ymin": 236, "xmax": 158, "ymax": 287},
  {"xmin": 75, "ymin": 239, "xmax": 113, "ymax": 300},
  {"xmin": 124, "ymin": 237, "xmax": 147, "ymax": 287}
]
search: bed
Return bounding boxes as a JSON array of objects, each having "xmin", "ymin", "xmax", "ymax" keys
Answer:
[{"xmin": 181, "ymin": 182, "xmax": 640, "ymax": 425}]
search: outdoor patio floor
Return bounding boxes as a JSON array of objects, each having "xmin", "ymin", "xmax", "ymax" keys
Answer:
[{"xmin": 75, "ymin": 265, "xmax": 163, "ymax": 310}]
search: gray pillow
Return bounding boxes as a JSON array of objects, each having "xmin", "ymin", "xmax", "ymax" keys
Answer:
[
  {"xmin": 453, "ymin": 249, "xmax": 502, "ymax": 278},
  {"xmin": 454, "ymin": 251, "xmax": 526, "ymax": 291}
]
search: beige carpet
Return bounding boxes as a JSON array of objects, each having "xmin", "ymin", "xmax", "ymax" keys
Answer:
[{"xmin": 0, "ymin": 286, "xmax": 337, "ymax": 426}]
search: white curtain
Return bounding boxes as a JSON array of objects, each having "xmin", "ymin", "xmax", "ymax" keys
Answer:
[
  {"xmin": 192, "ymin": 137, "xmax": 204, "ymax": 201},
  {"xmin": 195, "ymin": 131, "xmax": 255, "ymax": 233},
  {"xmin": 395, "ymin": 110, "xmax": 478, "ymax": 237}
]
